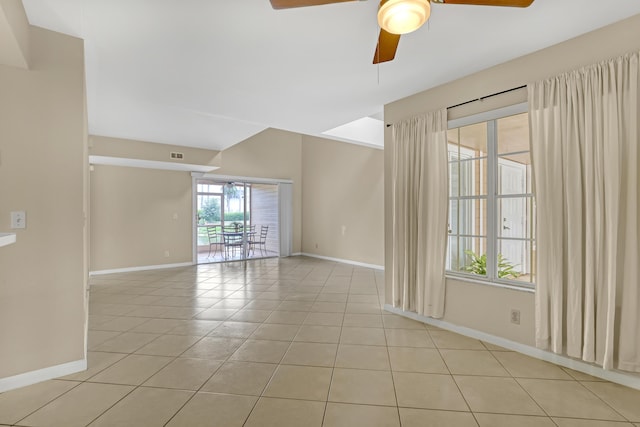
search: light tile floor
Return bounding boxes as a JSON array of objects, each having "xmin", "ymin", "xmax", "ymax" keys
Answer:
[
  {"xmin": 1, "ymin": 256, "xmax": 640, "ymax": 426},
  {"xmin": 196, "ymin": 248, "xmax": 279, "ymax": 265}
]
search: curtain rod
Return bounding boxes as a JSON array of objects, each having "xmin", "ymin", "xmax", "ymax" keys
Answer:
[{"xmin": 385, "ymin": 84, "xmax": 527, "ymax": 127}]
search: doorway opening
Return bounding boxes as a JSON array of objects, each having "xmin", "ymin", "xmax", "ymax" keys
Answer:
[{"xmin": 195, "ymin": 179, "xmax": 280, "ymax": 264}]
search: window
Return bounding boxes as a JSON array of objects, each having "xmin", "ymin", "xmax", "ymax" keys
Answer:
[{"xmin": 446, "ymin": 108, "xmax": 535, "ymax": 287}]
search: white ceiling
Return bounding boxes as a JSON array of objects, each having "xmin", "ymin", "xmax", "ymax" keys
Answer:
[{"xmin": 21, "ymin": 0, "xmax": 640, "ymax": 150}]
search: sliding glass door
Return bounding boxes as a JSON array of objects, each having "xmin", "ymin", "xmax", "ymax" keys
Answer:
[
  {"xmin": 220, "ymin": 182, "xmax": 249, "ymax": 262},
  {"xmin": 196, "ymin": 182, "xmax": 223, "ymax": 262},
  {"xmin": 196, "ymin": 179, "xmax": 279, "ymax": 264}
]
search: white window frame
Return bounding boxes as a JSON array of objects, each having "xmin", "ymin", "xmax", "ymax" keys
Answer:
[{"xmin": 446, "ymin": 103, "xmax": 535, "ymax": 290}]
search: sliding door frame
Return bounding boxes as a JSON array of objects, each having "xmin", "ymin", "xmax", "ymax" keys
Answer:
[{"xmin": 191, "ymin": 172, "xmax": 293, "ymax": 264}]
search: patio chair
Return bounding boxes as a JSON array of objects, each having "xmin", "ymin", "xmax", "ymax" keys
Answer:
[
  {"xmin": 250, "ymin": 225, "xmax": 269, "ymax": 257},
  {"xmin": 222, "ymin": 227, "xmax": 244, "ymax": 259},
  {"xmin": 206, "ymin": 226, "xmax": 221, "ymax": 258}
]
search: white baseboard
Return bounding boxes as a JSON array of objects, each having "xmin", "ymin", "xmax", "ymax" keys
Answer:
[
  {"xmin": 384, "ymin": 304, "xmax": 640, "ymax": 391},
  {"xmin": 0, "ymin": 359, "xmax": 87, "ymax": 393},
  {"xmin": 89, "ymin": 262, "xmax": 193, "ymax": 276},
  {"xmin": 298, "ymin": 253, "xmax": 384, "ymax": 270}
]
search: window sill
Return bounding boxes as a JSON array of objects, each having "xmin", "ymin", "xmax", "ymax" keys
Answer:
[{"xmin": 445, "ymin": 273, "xmax": 535, "ymax": 293}]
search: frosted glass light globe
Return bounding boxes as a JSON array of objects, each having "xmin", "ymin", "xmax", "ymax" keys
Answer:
[{"xmin": 378, "ymin": 0, "xmax": 431, "ymax": 35}]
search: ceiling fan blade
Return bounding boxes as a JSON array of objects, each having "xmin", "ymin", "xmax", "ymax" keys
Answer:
[
  {"xmin": 269, "ymin": 0, "xmax": 357, "ymax": 9},
  {"xmin": 373, "ymin": 29, "xmax": 401, "ymax": 64},
  {"xmin": 432, "ymin": 0, "xmax": 534, "ymax": 6}
]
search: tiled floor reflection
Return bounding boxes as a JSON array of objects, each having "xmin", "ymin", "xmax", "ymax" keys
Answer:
[{"xmin": 1, "ymin": 256, "xmax": 640, "ymax": 426}]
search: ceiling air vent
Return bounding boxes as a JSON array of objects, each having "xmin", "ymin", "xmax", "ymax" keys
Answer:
[{"xmin": 170, "ymin": 152, "xmax": 184, "ymax": 160}]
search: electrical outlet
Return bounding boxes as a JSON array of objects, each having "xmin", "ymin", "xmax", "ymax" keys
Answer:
[
  {"xmin": 510, "ymin": 309, "xmax": 521, "ymax": 325},
  {"xmin": 164, "ymin": 250, "xmax": 170, "ymax": 258},
  {"xmin": 10, "ymin": 211, "xmax": 26, "ymax": 229}
]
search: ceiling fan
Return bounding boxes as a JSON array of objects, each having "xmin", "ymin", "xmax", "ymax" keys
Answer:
[{"xmin": 269, "ymin": 0, "xmax": 534, "ymax": 64}]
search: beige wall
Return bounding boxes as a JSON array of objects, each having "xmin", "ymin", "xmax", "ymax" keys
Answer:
[
  {"xmin": 384, "ymin": 14, "xmax": 640, "ymax": 345},
  {"xmin": 0, "ymin": 27, "xmax": 86, "ymax": 378},
  {"xmin": 215, "ymin": 128, "xmax": 303, "ymax": 254},
  {"xmin": 89, "ymin": 127, "xmax": 385, "ymax": 271},
  {"xmin": 301, "ymin": 136, "xmax": 384, "ymax": 266},
  {"xmin": 0, "ymin": 0, "xmax": 30, "ymax": 68},
  {"xmin": 89, "ymin": 128, "xmax": 304, "ymax": 270},
  {"xmin": 90, "ymin": 135, "xmax": 220, "ymax": 167},
  {"xmin": 89, "ymin": 136, "xmax": 220, "ymax": 271},
  {"xmin": 90, "ymin": 165, "xmax": 193, "ymax": 271}
]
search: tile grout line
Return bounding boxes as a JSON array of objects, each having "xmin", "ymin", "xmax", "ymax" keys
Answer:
[
  {"xmin": 12, "ymin": 380, "xmax": 85, "ymax": 426},
  {"xmin": 574, "ymin": 379, "xmax": 632, "ymax": 423},
  {"xmin": 316, "ymin": 265, "xmax": 340, "ymax": 427},
  {"xmin": 85, "ymin": 271, "xmax": 265, "ymax": 426},
  {"xmin": 427, "ymin": 328, "xmax": 480, "ymax": 426},
  {"xmin": 83, "ymin": 307, "xmax": 226, "ymax": 426},
  {"xmin": 50, "ymin": 284, "xmax": 184, "ymax": 427},
  {"xmin": 487, "ymin": 345, "xmax": 554, "ymax": 424},
  {"xmin": 24, "ymin": 259, "xmax": 627, "ymax": 426},
  {"xmin": 380, "ymin": 284, "xmax": 403, "ymax": 426},
  {"xmin": 241, "ymin": 262, "xmax": 322, "ymax": 427}
]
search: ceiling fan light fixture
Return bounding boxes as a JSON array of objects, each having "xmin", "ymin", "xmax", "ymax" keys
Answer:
[{"xmin": 377, "ymin": 0, "xmax": 431, "ymax": 35}]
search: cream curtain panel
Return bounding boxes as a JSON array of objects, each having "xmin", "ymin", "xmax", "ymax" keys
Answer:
[
  {"xmin": 529, "ymin": 52, "xmax": 639, "ymax": 371},
  {"xmin": 391, "ymin": 109, "xmax": 449, "ymax": 318}
]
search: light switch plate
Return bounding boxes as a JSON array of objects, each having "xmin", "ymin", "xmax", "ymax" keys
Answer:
[{"xmin": 11, "ymin": 211, "xmax": 26, "ymax": 229}]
